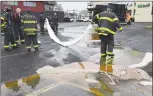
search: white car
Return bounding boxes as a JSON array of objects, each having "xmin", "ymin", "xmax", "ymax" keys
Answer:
[
  {"xmin": 82, "ymin": 18, "xmax": 91, "ymax": 22},
  {"xmin": 70, "ymin": 18, "xmax": 74, "ymax": 22}
]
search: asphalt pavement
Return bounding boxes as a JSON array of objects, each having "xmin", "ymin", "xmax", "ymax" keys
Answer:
[{"xmin": 1, "ymin": 22, "xmax": 152, "ymax": 83}]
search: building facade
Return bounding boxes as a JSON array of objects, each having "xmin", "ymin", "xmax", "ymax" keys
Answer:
[
  {"xmin": 43, "ymin": 1, "xmax": 64, "ymax": 22},
  {"xmin": 1, "ymin": 1, "xmax": 64, "ymax": 22},
  {"xmin": 1, "ymin": 1, "xmax": 44, "ymax": 20}
]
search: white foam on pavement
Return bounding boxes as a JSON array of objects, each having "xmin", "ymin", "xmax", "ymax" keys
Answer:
[
  {"xmin": 140, "ymin": 81, "xmax": 152, "ymax": 86},
  {"xmin": 48, "ymin": 47, "xmax": 70, "ymax": 65},
  {"xmin": 128, "ymin": 52, "xmax": 152, "ymax": 68}
]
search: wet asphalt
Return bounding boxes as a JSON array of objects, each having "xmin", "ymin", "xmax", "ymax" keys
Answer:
[{"xmin": 0, "ymin": 22, "xmax": 152, "ymax": 83}]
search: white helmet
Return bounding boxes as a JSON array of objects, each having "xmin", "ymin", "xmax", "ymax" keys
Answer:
[{"xmin": 16, "ymin": 8, "xmax": 21, "ymax": 13}]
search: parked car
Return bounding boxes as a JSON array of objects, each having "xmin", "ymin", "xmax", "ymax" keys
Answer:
[
  {"xmin": 81, "ymin": 18, "xmax": 91, "ymax": 22},
  {"xmin": 64, "ymin": 17, "xmax": 74, "ymax": 22}
]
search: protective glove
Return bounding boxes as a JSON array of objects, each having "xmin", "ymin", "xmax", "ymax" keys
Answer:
[{"xmin": 118, "ymin": 27, "xmax": 123, "ymax": 32}]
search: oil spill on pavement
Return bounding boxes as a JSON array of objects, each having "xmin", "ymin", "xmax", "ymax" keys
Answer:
[
  {"xmin": 1, "ymin": 73, "xmax": 114, "ymax": 96},
  {"xmin": 1, "ymin": 59, "xmax": 152, "ymax": 96},
  {"xmin": 1, "ymin": 61, "xmax": 115, "ymax": 96},
  {"xmin": 1, "ymin": 22, "xmax": 152, "ymax": 96},
  {"xmin": 88, "ymin": 48, "xmax": 145, "ymax": 67},
  {"xmin": 1, "ymin": 45, "xmax": 83, "ymax": 83},
  {"xmin": 1, "ymin": 30, "xmax": 83, "ymax": 83}
]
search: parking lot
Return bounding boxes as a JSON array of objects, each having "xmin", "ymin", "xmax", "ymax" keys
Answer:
[{"xmin": 1, "ymin": 22, "xmax": 152, "ymax": 96}]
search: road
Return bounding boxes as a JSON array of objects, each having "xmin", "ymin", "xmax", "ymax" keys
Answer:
[
  {"xmin": 0, "ymin": 22, "xmax": 152, "ymax": 96},
  {"xmin": 1, "ymin": 22, "xmax": 91, "ymax": 83},
  {"xmin": 1, "ymin": 22, "xmax": 152, "ymax": 82}
]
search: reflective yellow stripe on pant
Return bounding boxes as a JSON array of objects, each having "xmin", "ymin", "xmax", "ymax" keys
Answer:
[
  {"xmin": 11, "ymin": 44, "xmax": 17, "ymax": 47},
  {"xmin": 33, "ymin": 45, "xmax": 38, "ymax": 48},
  {"xmin": 4, "ymin": 45, "xmax": 9, "ymax": 48},
  {"xmin": 26, "ymin": 46, "xmax": 31, "ymax": 49}
]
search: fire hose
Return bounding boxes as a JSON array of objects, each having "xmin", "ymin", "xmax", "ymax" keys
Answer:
[{"xmin": 46, "ymin": 18, "xmax": 93, "ymax": 47}]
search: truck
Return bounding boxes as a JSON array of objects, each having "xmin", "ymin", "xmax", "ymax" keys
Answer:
[{"xmin": 89, "ymin": 3, "xmax": 132, "ymax": 25}]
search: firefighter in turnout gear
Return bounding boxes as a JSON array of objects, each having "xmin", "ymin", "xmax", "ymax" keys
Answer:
[
  {"xmin": 3, "ymin": 6, "xmax": 18, "ymax": 51},
  {"xmin": 51, "ymin": 13, "xmax": 59, "ymax": 35},
  {"xmin": 92, "ymin": 5, "xmax": 123, "ymax": 58},
  {"xmin": 22, "ymin": 11, "xmax": 39, "ymax": 52},
  {"xmin": 13, "ymin": 8, "xmax": 25, "ymax": 45},
  {"xmin": 1, "ymin": 16, "xmax": 6, "ymax": 36},
  {"xmin": 39, "ymin": 12, "xmax": 45, "ymax": 35}
]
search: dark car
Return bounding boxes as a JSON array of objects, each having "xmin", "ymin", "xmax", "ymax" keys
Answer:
[{"xmin": 64, "ymin": 17, "xmax": 74, "ymax": 22}]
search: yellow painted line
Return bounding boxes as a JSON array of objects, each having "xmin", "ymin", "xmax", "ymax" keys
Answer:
[
  {"xmin": 25, "ymin": 62, "xmax": 112, "ymax": 96},
  {"xmin": 78, "ymin": 62, "xmax": 85, "ymax": 69},
  {"xmin": 90, "ymin": 88, "xmax": 104, "ymax": 96},
  {"xmin": 78, "ymin": 62, "xmax": 88, "ymax": 78},
  {"xmin": 77, "ymin": 62, "xmax": 105, "ymax": 96},
  {"xmin": 25, "ymin": 83, "xmax": 60, "ymax": 96}
]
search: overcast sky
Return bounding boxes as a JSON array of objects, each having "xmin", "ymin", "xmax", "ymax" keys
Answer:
[{"xmin": 57, "ymin": 2, "xmax": 88, "ymax": 11}]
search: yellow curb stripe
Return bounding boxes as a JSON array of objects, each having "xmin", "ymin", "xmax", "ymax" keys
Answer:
[{"xmin": 77, "ymin": 62, "xmax": 105, "ymax": 96}]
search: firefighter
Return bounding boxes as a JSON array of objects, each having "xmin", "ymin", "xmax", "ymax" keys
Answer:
[
  {"xmin": 46, "ymin": 16, "xmax": 52, "ymax": 27},
  {"xmin": 3, "ymin": 6, "xmax": 18, "ymax": 51},
  {"xmin": 13, "ymin": 8, "xmax": 25, "ymax": 45},
  {"xmin": 1, "ymin": 15, "xmax": 6, "ymax": 36},
  {"xmin": 39, "ymin": 12, "xmax": 45, "ymax": 35},
  {"xmin": 51, "ymin": 13, "xmax": 59, "ymax": 35},
  {"xmin": 22, "ymin": 11, "xmax": 39, "ymax": 52},
  {"xmin": 92, "ymin": 5, "xmax": 123, "ymax": 58},
  {"xmin": 126, "ymin": 12, "xmax": 131, "ymax": 25}
]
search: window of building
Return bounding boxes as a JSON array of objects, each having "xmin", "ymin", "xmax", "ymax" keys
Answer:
[
  {"xmin": 23, "ymin": 2, "xmax": 36, "ymax": 7},
  {"xmin": 151, "ymin": 2, "xmax": 153, "ymax": 15},
  {"xmin": 134, "ymin": 2, "xmax": 136, "ymax": 7},
  {"xmin": 134, "ymin": 9, "xmax": 136, "ymax": 15},
  {"xmin": 2, "ymin": 1, "xmax": 18, "ymax": 5}
]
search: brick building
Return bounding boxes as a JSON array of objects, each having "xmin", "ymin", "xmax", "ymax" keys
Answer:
[{"xmin": 1, "ymin": 1, "xmax": 64, "ymax": 22}]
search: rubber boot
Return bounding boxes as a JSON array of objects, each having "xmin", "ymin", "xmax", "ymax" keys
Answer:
[
  {"xmin": 100, "ymin": 56, "xmax": 107, "ymax": 71},
  {"xmin": 100, "ymin": 65, "xmax": 107, "ymax": 72},
  {"xmin": 106, "ymin": 64, "xmax": 113, "ymax": 73},
  {"xmin": 5, "ymin": 48, "xmax": 12, "ymax": 51},
  {"xmin": 12, "ymin": 45, "xmax": 18, "ymax": 49},
  {"xmin": 34, "ymin": 47, "xmax": 39, "ymax": 51},
  {"xmin": 26, "ymin": 48, "xmax": 31, "ymax": 52}
]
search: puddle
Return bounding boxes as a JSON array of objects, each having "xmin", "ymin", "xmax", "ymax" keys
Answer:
[
  {"xmin": 1, "ymin": 62, "xmax": 115, "ymax": 96},
  {"xmin": 1, "ymin": 74, "xmax": 114, "ymax": 96},
  {"xmin": 1, "ymin": 59, "xmax": 152, "ymax": 96}
]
